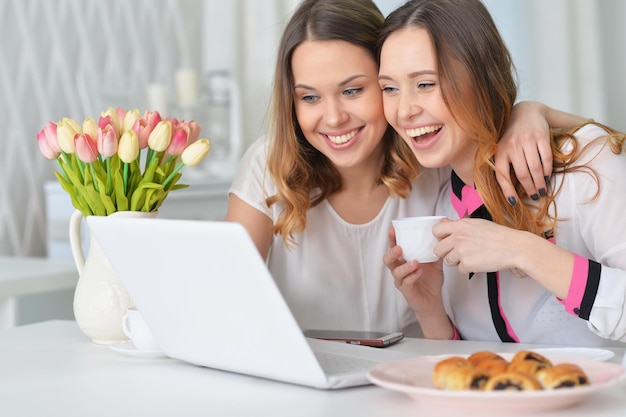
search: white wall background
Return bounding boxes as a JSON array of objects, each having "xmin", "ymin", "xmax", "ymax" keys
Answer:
[{"xmin": 0, "ymin": 0, "xmax": 625, "ymax": 260}]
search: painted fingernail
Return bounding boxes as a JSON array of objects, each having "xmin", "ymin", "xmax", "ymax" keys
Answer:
[
  {"xmin": 531, "ymin": 194, "xmax": 539, "ymax": 201},
  {"xmin": 507, "ymin": 196, "xmax": 517, "ymax": 206},
  {"xmin": 544, "ymin": 175, "xmax": 550, "ymax": 183},
  {"xmin": 539, "ymin": 188, "xmax": 546, "ymax": 196}
]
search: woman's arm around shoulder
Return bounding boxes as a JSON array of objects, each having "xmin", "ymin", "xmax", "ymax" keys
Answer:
[{"xmin": 495, "ymin": 101, "xmax": 589, "ymax": 204}]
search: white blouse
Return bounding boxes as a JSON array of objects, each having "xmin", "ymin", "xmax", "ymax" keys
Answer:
[
  {"xmin": 229, "ymin": 136, "xmax": 449, "ymax": 335},
  {"xmin": 438, "ymin": 124, "xmax": 626, "ymax": 346}
]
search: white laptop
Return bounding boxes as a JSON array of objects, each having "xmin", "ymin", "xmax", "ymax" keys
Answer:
[{"xmin": 87, "ymin": 217, "xmax": 413, "ymax": 389}]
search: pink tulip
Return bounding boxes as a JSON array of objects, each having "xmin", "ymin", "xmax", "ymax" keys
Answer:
[
  {"xmin": 143, "ymin": 110, "xmax": 162, "ymax": 129},
  {"xmin": 166, "ymin": 126, "xmax": 189, "ymax": 157},
  {"xmin": 132, "ymin": 118, "xmax": 150, "ymax": 149},
  {"xmin": 98, "ymin": 114, "xmax": 119, "ymax": 138},
  {"xmin": 37, "ymin": 122, "xmax": 61, "ymax": 159},
  {"xmin": 74, "ymin": 133, "xmax": 98, "ymax": 163},
  {"xmin": 97, "ymin": 124, "xmax": 118, "ymax": 157},
  {"xmin": 100, "ymin": 107, "xmax": 121, "ymax": 133},
  {"xmin": 116, "ymin": 107, "xmax": 127, "ymax": 130},
  {"xmin": 186, "ymin": 120, "xmax": 202, "ymax": 143},
  {"xmin": 167, "ymin": 116, "xmax": 182, "ymax": 127}
]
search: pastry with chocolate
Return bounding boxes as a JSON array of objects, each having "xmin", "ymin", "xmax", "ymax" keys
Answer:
[
  {"xmin": 510, "ymin": 350, "xmax": 553, "ymax": 368},
  {"xmin": 442, "ymin": 366, "xmax": 492, "ymax": 390},
  {"xmin": 483, "ymin": 371, "xmax": 543, "ymax": 391},
  {"xmin": 536, "ymin": 363, "xmax": 589, "ymax": 389}
]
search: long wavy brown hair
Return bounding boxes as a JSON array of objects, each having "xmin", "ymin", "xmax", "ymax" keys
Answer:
[
  {"xmin": 266, "ymin": 0, "xmax": 419, "ymax": 246},
  {"xmin": 378, "ymin": 0, "xmax": 626, "ymax": 236}
]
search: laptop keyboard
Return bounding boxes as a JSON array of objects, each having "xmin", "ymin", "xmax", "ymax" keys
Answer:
[{"xmin": 314, "ymin": 351, "xmax": 381, "ymax": 375}]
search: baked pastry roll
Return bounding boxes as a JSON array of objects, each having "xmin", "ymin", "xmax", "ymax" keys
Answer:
[
  {"xmin": 468, "ymin": 351, "xmax": 506, "ymax": 367},
  {"xmin": 432, "ymin": 356, "xmax": 471, "ymax": 389},
  {"xmin": 535, "ymin": 363, "xmax": 589, "ymax": 389},
  {"xmin": 483, "ymin": 371, "xmax": 543, "ymax": 391},
  {"xmin": 510, "ymin": 350, "xmax": 553, "ymax": 367},
  {"xmin": 442, "ymin": 366, "xmax": 491, "ymax": 390},
  {"xmin": 507, "ymin": 358, "xmax": 550, "ymax": 376},
  {"xmin": 476, "ymin": 358, "xmax": 509, "ymax": 375}
]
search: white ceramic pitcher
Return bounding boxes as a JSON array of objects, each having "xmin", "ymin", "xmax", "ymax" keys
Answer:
[{"xmin": 69, "ymin": 209, "xmax": 157, "ymax": 344}]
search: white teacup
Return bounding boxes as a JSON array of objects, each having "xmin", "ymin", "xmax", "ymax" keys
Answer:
[
  {"xmin": 391, "ymin": 216, "xmax": 446, "ymax": 263},
  {"xmin": 121, "ymin": 307, "xmax": 161, "ymax": 352}
]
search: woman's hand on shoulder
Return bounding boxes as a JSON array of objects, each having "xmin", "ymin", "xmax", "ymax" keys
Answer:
[{"xmin": 495, "ymin": 101, "xmax": 553, "ymax": 205}]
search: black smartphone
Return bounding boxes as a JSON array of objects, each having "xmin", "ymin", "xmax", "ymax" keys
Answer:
[{"xmin": 303, "ymin": 329, "xmax": 404, "ymax": 347}]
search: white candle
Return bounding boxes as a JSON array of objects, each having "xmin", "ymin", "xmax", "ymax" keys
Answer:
[
  {"xmin": 175, "ymin": 68, "xmax": 199, "ymax": 106},
  {"xmin": 146, "ymin": 83, "xmax": 169, "ymax": 115}
]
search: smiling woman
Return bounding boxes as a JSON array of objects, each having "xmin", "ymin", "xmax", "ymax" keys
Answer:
[
  {"xmin": 224, "ymin": 0, "xmax": 586, "ymax": 338},
  {"xmin": 291, "ymin": 39, "xmax": 389, "ymax": 174},
  {"xmin": 226, "ymin": 0, "xmax": 435, "ymax": 336},
  {"xmin": 379, "ymin": 0, "xmax": 626, "ymax": 347}
]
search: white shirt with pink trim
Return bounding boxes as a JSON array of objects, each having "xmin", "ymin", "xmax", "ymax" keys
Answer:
[{"xmin": 437, "ymin": 124, "xmax": 626, "ymax": 346}]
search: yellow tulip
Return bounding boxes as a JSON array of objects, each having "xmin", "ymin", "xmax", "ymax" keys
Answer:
[
  {"xmin": 57, "ymin": 117, "xmax": 82, "ymax": 153},
  {"xmin": 181, "ymin": 138, "xmax": 211, "ymax": 166},
  {"xmin": 118, "ymin": 130, "xmax": 139, "ymax": 163},
  {"xmin": 147, "ymin": 120, "xmax": 172, "ymax": 152},
  {"xmin": 82, "ymin": 117, "xmax": 99, "ymax": 143},
  {"xmin": 122, "ymin": 109, "xmax": 141, "ymax": 134}
]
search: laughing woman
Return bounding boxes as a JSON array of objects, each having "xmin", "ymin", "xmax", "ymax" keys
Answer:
[
  {"xmin": 227, "ymin": 0, "xmax": 589, "ymax": 336},
  {"xmin": 380, "ymin": 0, "xmax": 626, "ymax": 345}
]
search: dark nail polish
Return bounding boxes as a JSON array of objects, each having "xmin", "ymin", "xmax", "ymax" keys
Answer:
[
  {"xmin": 544, "ymin": 175, "xmax": 550, "ymax": 183},
  {"xmin": 539, "ymin": 188, "xmax": 546, "ymax": 196},
  {"xmin": 469, "ymin": 272, "xmax": 474, "ymax": 280},
  {"xmin": 507, "ymin": 196, "xmax": 517, "ymax": 206},
  {"xmin": 531, "ymin": 194, "xmax": 539, "ymax": 201}
]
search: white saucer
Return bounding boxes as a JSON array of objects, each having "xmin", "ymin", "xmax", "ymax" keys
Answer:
[
  {"xmin": 110, "ymin": 340, "xmax": 167, "ymax": 359},
  {"xmin": 530, "ymin": 347, "xmax": 615, "ymax": 362}
]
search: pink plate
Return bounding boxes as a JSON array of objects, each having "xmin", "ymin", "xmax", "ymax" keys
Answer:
[{"xmin": 367, "ymin": 354, "xmax": 626, "ymax": 414}]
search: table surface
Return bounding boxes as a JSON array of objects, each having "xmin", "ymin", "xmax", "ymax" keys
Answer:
[
  {"xmin": 2, "ymin": 321, "xmax": 626, "ymax": 417},
  {"xmin": 0, "ymin": 257, "xmax": 77, "ymax": 297}
]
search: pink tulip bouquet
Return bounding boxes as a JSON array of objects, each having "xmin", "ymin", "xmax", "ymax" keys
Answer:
[{"xmin": 37, "ymin": 107, "xmax": 211, "ymax": 216}]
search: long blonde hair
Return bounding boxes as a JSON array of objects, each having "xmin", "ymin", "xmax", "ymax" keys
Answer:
[
  {"xmin": 379, "ymin": 0, "xmax": 626, "ymax": 235},
  {"xmin": 266, "ymin": 0, "xmax": 418, "ymax": 246}
]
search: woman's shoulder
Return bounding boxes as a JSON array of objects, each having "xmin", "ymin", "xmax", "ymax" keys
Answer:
[
  {"xmin": 574, "ymin": 123, "xmax": 612, "ymax": 142},
  {"xmin": 231, "ymin": 135, "xmax": 272, "ymax": 180},
  {"xmin": 556, "ymin": 123, "xmax": 625, "ymax": 200},
  {"xmin": 239, "ymin": 135, "xmax": 270, "ymax": 163},
  {"xmin": 230, "ymin": 136, "xmax": 277, "ymax": 207},
  {"xmin": 566, "ymin": 123, "xmax": 623, "ymax": 166}
]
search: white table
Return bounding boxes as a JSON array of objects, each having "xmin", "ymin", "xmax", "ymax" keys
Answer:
[
  {"xmin": 0, "ymin": 257, "xmax": 78, "ymax": 328},
  {"xmin": 1, "ymin": 320, "xmax": 625, "ymax": 417}
]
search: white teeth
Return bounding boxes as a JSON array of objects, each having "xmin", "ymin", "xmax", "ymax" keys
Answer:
[
  {"xmin": 327, "ymin": 129, "xmax": 358, "ymax": 144},
  {"xmin": 406, "ymin": 125, "xmax": 442, "ymax": 138}
]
